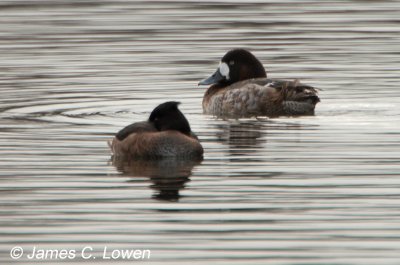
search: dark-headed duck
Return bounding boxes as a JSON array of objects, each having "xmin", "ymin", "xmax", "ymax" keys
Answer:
[
  {"xmin": 199, "ymin": 49, "xmax": 320, "ymax": 118},
  {"xmin": 109, "ymin": 101, "xmax": 203, "ymax": 159}
]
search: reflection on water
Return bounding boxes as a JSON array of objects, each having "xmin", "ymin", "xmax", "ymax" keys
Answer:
[
  {"xmin": 216, "ymin": 121, "xmax": 266, "ymax": 148},
  {"xmin": 1, "ymin": 0, "xmax": 400, "ymax": 264},
  {"xmin": 111, "ymin": 157, "xmax": 202, "ymax": 201},
  {"xmin": 215, "ymin": 120, "xmax": 267, "ymax": 162}
]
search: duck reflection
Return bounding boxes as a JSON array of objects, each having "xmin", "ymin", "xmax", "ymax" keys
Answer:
[
  {"xmin": 111, "ymin": 157, "xmax": 202, "ymax": 201},
  {"xmin": 214, "ymin": 119, "xmax": 310, "ymax": 164},
  {"xmin": 215, "ymin": 120, "xmax": 267, "ymax": 161},
  {"xmin": 216, "ymin": 120, "xmax": 265, "ymax": 147}
]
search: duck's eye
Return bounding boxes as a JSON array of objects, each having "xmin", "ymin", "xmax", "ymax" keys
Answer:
[{"xmin": 229, "ymin": 60, "xmax": 235, "ymax": 66}]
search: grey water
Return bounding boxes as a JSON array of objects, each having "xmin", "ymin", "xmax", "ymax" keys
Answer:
[{"xmin": 1, "ymin": 0, "xmax": 400, "ymax": 264}]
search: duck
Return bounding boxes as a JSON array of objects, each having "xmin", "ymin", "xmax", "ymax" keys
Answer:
[
  {"xmin": 199, "ymin": 49, "xmax": 320, "ymax": 118},
  {"xmin": 109, "ymin": 101, "xmax": 203, "ymax": 159}
]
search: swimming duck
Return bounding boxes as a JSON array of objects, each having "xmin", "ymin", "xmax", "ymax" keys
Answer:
[
  {"xmin": 199, "ymin": 49, "xmax": 320, "ymax": 118},
  {"xmin": 109, "ymin": 101, "xmax": 203, "ymax": 159}
]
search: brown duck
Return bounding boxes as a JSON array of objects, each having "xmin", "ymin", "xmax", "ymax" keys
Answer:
[
  {"xmin": 199, "ymin": 49, "xmax": 320, "ymax": 118},
  {"xmin": 109, "ymin": 102, "xmax": 203, "ymax": 159}
]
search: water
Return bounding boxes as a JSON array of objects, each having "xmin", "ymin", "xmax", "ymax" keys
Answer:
[{"xmin": 1, "ymin": 0, "xmax": 400, "ymax": 264}]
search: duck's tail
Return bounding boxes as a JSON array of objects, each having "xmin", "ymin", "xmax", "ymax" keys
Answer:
[{"xmin": 271, "ymin": 79, "xmax": 320, "ymax": 105}]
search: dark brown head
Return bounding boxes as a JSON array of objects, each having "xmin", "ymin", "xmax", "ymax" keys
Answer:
[
  {"xmin": 149, "ymin": 101, "xmax": 191, "ymax": 136},
  {"xmin": 199, "ymin": 49, "xmax": 266, "ymax": 86}
]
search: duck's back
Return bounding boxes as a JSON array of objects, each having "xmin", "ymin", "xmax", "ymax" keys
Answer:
[
  {"xmin": 203, "ymin": 78, "xmax": 319, "ymax": 118},
  {"xmin": 111, "ymin": 131, "xmax": 203, "ymax": 159},
  {"xmin": 115, "ymin": 121, "xmax": 156, "ymax": 140},
  {"xmin": 110, "ymin": 122, "xmax": 203, "ymax": 159}
]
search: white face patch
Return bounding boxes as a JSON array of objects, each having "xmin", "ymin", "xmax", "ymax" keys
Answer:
[{"xmin": 219, "ymin": 62, "xmax": 230, "ymax": 80}]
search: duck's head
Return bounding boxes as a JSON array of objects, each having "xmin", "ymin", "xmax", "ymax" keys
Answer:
[
  {"xmin": 149, "ymin": 101, "xmax": 191, "ymax": 136},
  {"xmin": 199, "ymin": 49, "xmax": 266, "ymax": 86}
]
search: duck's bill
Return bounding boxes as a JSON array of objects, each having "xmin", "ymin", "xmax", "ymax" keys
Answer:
[{"xmin": 198, "ymin": 69, "xmax": 224, "ymax": 85}]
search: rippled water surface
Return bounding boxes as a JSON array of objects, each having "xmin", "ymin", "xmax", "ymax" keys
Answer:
[{"xmin": 1, "ymin": 0, "xmax": 400, "ymax": 264}]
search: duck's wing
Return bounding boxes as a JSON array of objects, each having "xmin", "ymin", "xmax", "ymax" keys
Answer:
[
  {"xmin": 267, "ymin": 79, "xmax": 320, "ymax": 116},
  {"xmin": 267, "ymin": 79, "xmax": 319, "ymax": 105},
  {"xmin": 109, "ymin": 121, "xmax": 155, "ymax": 155},
  {"xmin": 115, "ymin": 121, "xmax": 156, "ymax": 141}
]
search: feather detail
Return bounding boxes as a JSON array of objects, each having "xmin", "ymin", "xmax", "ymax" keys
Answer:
[{"xmin": 203, "ymin": 78, "xmax": 319, "ymax": 118}]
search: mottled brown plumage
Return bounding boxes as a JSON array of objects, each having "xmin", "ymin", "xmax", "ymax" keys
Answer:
[{"xmin": 199, "ymin": 49, "xmax": 320, "ymax": 118}]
